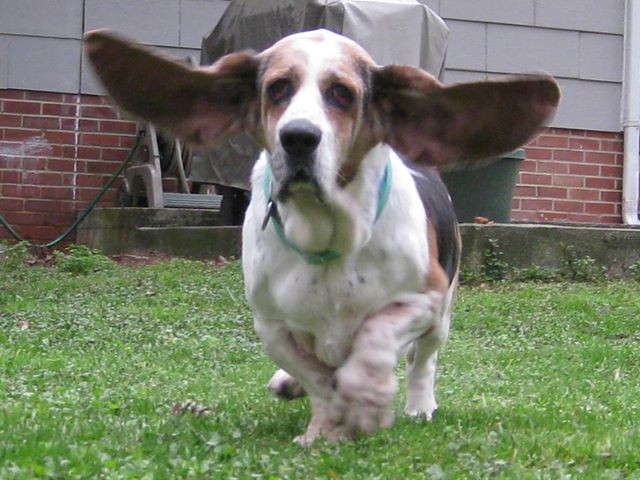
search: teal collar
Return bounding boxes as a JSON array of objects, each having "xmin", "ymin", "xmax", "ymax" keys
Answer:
[{"xmin": 262, "ymin": 161, "xmax": 392, "ymax": 265}]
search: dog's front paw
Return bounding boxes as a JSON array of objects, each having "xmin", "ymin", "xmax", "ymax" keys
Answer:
[
  {"xmin": 330, "ymin": 358, "xmax": 397, "ymax": 436},
  {"xmin": 293, "ymin": 423, "xmax": 345, "ymax": 447},
  {"xmin": 267, "ymin": 369, "xmax": 307, "ymax": 400},
  {"xmin": 293, "ymin": 400, "xmax": 346, "ymax": 446}
]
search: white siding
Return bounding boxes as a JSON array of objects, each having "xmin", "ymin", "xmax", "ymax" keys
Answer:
[
  {"xmin": 0, "ymin": 0, "xmax": 625, "ymax": 131},
  {"xmin": 84, "ymin": 0, "xmax": 181, "ymax": 47},
  {"xmin": 535, "ymin": 0, "xmax": 624, "ymax": 35},
  {"xmin": 0, "ymin": 0, "xmax": 84, "ymax": 38},
  {"xmin": 3, "ymin": 35, "xmax": 82, "ymax": 93},
  {"xmin": 441, "ymin": 0, "xmax": 624, "ymax": 131},
  {"xmin": 440, "ymin": 0, "xmax": 535, "ymax": 26},
  {"xmin": 0, "ymin": 0, "xmax": 227, "ymax": 94}
]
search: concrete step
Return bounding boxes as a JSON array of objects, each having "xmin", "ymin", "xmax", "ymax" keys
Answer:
[{"xmin": 76, "ymin": 208, "xmax": 241, "ymax": 259}]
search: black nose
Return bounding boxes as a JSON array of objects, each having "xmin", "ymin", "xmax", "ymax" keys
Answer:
[{"xmin": 279, "ymin": 119, "xmax": 322, "ymax": 156}]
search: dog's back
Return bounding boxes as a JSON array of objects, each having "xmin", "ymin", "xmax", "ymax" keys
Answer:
[{"xmin": 412, "ymin": 168, "xmax": 460, "ymax": 283}]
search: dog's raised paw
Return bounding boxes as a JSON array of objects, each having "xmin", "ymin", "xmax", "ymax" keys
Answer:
[{"xmin": 330, "ymin": 359, "xmax": 397, "ymax": 435}]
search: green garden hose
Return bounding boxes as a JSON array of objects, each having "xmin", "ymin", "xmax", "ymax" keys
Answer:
[{"xmin": 0, "ymin": 130, "xmax": 145, "ymax": 249}]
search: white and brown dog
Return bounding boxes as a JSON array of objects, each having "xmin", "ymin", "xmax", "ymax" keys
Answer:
[{"xmin": 85, "ymin": 29, "xmax": 559, "ymax": 445}]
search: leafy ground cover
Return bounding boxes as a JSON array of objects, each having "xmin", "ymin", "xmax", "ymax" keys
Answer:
[{"xmin": 1, "ymin": 246, "xmax": 639, "ymax": 479}]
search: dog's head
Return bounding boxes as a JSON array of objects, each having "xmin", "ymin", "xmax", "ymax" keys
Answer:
[{"xmin": 85, "ymin": 29, "xmax": 559, "ymax": 199}]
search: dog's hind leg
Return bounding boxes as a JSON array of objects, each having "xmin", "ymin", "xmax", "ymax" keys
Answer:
[
  {"xmin": 404, "ymin": 337, "xmax": 443, "ymax": 419},
  {"xmin": 404, "ymin": 279, "xmax": 456, "ymax": 419},
  {"xmin": 268, "ymin": 369, "xmax": 307, "ymax": 400}
]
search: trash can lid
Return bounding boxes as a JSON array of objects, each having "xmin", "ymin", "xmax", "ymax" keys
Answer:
[{"xmin": 501, "ymin": 148, "xmax": 526, "ymax": 161}]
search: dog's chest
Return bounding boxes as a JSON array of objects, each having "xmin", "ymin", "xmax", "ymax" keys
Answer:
[
  {"xmin": 250, "ymin": 238, "xmax": 426, "ymax": 366},
  {"xmin": 276, "ymin": 267, "xmax": 371, "ymax": 363},
  {"xmin": 244, "ymin": 152, "xmax": 429, "ymax": 367}
]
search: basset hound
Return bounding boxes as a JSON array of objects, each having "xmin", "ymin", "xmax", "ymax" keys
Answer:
[{"xmin": 85, "ymin": 28, "xmax": 559, "ymax": 445}]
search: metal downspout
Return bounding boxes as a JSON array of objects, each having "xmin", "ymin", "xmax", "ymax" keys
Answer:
[{"xmin": 622, "ymin": 0, "xmax": 640, "ymax": 225}]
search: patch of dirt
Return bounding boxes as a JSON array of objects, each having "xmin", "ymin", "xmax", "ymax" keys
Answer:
[
  {"xmin": 26, "ymin": 246, "xmax": 56, "ymax": 267},
  {"xmin": 210, "ymin": 255, "xmax": 230, "ymax": 268},
  {"xmin": 110, "ymin": 250, "xmax": 174, "ymax": 266},
  {"xmin": 4, "ymin": 245, "xmax": 232, "ymax": 268}
]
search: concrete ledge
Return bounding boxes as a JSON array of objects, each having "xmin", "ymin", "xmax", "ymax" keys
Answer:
[
  {"xmin": 77, "ymin": 209, "xmax": 640, "ymax": 277},
  {"xmin": 460, "ymin": 223, "xmax": 640, "ymax": 278}
]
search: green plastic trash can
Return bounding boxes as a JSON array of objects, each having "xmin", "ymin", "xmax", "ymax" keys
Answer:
[{"xmin": 441, "ymin": 149, "xmax": 525, "ymax": 223}]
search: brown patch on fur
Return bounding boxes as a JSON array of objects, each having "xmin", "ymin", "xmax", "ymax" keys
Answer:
[
  {"xmin": 425, "ymin": 219, "xmax": 449, "ymax": 295},
  {"xmin": 319, "ymin": 65, "xmax": 366, "ymax": 177},
  {"xmin": 259, "ymin": 47, "xmax": 308, "ymax": 85},
  {"xmin": 331, "ymin": 43, "xmax": 383, "ymax": 186},
  {"xmin": 374, "ymin": 64, "xmax": 442, "ymax": 94},
  {"xmin": 258, "ymin": 49, "xmax": 308, "ymax": 151},
  {"xmin": 338, "ymin": 111, "xmax": 383, "ymax": 186}
]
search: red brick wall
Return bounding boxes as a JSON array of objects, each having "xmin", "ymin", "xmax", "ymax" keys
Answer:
[
  {"xmin": 0, "ymin": 89, "xmax": 137, "ymax": 243},
  {"xmin": 515, "ymin": 128, "xmax": 624, "ymax": 224},
  {"xmin": 0, "ymin": 88, "xmax": 628, "ymax": 244}
]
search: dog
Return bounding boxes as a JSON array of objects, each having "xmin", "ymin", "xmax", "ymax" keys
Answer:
[{"xmin": 85, "ymin": 28, "xmax": 559, "ymax": 445}]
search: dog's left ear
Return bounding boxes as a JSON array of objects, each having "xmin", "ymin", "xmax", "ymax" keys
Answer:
[
  {"xmin": 84, "ymin": 29, "xmax": 261, "ymax": 146},
  {"xmin": 372, "ymin": 65, "xmax": 560, "ymax": 170}
]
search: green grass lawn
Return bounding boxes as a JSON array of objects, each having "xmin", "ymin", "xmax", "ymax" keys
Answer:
[{"xmin": 1, "ymin": 249, "xmax": 639, "ymax": 479}]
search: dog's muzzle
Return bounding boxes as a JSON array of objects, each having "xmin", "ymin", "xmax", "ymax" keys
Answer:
[{"xmin": 275, "ymin": 119, "xmax": 322, "ymax": 199}]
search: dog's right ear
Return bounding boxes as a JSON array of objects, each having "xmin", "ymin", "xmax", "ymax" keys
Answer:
[
  {"xmin": 84, "ymin": 29, "xmax": 261, "ymax": 146},
  {"xmin": 371, "ymin": 65, "xmax": 560, "ymax": 170}
]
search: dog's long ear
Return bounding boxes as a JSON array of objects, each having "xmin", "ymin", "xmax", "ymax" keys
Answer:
[
  {"xmin": 84, "ymin": 29, "xmax": 261, "ymax": 146},
  {"xmin": 372, "ymin": 66, "xmax": 560, "ymax": 170}
]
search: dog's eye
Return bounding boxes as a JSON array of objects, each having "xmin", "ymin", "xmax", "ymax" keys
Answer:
[
  {"xmin": 267, "ymin": 79, "xmax": 293, "ymax": 104},
  {"xmin": 326, "ymin": 84, "xmax": 354, "ymax": 110}
]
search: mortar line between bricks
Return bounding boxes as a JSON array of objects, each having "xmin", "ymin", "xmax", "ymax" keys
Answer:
[{"xmin": 72, "ymin": 98, "xmax": 81, "ymax": 202}]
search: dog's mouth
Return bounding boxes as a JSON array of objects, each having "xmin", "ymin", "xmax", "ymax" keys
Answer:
[
  {"xmin": 268, "ymin": 148, "xmax": 326, "ymax": 202},
  {"xmin": 279, "ymin": 170, "xmax": 321, "ymax": 200},
  {"xmin": 271, "ymin": 163, "xmax": 323, "ymax": 203}
]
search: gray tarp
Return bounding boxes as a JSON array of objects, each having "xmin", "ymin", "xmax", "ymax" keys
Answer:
[{"xmin": 190, "ymin": 0, "xmax": 449, "ymax": 190}]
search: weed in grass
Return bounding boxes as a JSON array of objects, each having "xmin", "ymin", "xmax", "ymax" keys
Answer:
[
  {"xmin": 562, "ymin": 245, "xmax": 606, "ymax": 282},
  {"xmin": 0, "ymin": 241, "xmax": 30, "ymax": 270},
  {"xmin": 462, "ymin": 243, "xmax": 611, "ymax": 286},
  {"xmin": 53, "ymin": 244, "xmax": 114, "ymax": 275},
  {"xmin": 460, "ymin": 237, "xmax": 509, "ymax": 285},
  {"xmin": 459, "ymin": 269, "xmax": 480, "ymax": 285},
  {"xmin": 628, "ymin": 260, "xmax": 640, "ymax": 282},
  {"xmin": 481, "ymin": 237, "xmax": 509, "ymax": 283},
  {"xmin": 512, "ymin": 264, "xmax": 562, "ymax": 283}
]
